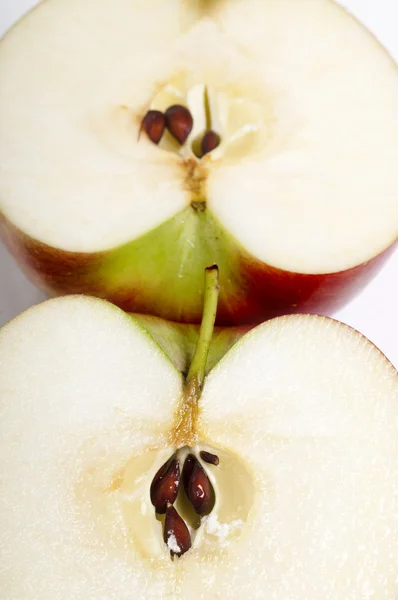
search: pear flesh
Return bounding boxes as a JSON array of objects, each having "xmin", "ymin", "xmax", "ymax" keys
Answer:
[{"xmin": 0, "ymin": 296, "xmax": 397, "ymax": 599}]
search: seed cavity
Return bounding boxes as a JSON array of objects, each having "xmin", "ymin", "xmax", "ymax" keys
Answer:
[
  {"xmin": 140, "ymin": 110, "xmax": 166, "ymax": 145},
  {"xmin": 150, "ymin": 457, "xmax": 180, "ymax": 514},
  {"xmin": 165, "ymin": 104, "xmax": 194, "ymax": 145},
  {"xmin": 183, "ymin": 454, "xmax": 215, "ymax": 516},
  {"xmin": 164, "ymin": 503, "xmax": 192, "ymax": 558},
  {"xmin": 201, "ymin": 130, "xmax": 221, "ymax": 156},
  {"xmin": 200, "ymin": 450, "xmax": 220, "ymax": 466}
]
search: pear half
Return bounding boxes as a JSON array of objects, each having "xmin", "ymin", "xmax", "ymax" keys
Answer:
[
  {"xmin": 0, "ymin": 295, "xmax": 397, "ymax": 599},
  {"xmin": 0, "ymin": 0, "xmax": 398, "ymax": 324}
]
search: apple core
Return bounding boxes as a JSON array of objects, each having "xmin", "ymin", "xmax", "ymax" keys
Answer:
[
  {"xmin": 146, "ymin": 81, "xmax": 263, "ymax": 168},
  {"xmin": 107, "ymin": 443, "xmax": 255, "ymax": 561}
]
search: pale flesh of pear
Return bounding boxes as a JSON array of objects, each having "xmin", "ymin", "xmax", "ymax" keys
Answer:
[
  {"xmin": 0, "ymin": 0, "xmax": 397, "ymax": 323},
  {"xmin": 0, "ymin": 296, "xmax": 397, "ymax": 599}
]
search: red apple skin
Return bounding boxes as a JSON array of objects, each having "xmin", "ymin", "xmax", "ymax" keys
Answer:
[
  {"xmin": 0, "ymin": 213, "xmax": 395, "ymax": 326},
  {"xmin": 234, "ymin": 245, "xmax": 396, "ymax": 324}
]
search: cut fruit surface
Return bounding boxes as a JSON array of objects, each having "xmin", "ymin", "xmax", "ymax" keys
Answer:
[
  {"xmin": 0, "ymin": 0, "xmax": 397, "ymax": 322},
  {"xmin": 0, "ymin": 296, "xmax": 397, "ymax": 599}
]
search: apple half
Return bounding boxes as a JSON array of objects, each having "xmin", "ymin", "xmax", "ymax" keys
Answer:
[
  {"xmin": 0, "ymin": 278, "xmax": 397, "ymax": 597},
  {"xmin": 0, "ymin": 0, "xmax": 398, "ymax": 324}
]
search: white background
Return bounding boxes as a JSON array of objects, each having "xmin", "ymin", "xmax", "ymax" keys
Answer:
[{"xmin": 0, "ymin": 0, "xmax": 397, "ymax": 366}]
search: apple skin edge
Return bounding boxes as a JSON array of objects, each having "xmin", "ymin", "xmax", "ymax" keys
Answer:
[{"xmin": 0, "ymin": 207, "xmax": 395, "ymax": 326}]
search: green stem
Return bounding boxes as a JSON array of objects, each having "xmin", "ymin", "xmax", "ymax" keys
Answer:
[
  {"xmin": 172, "ymin": 265, "xmax": 219, "ymax": 446},
  {"xmin": 204, "ymin": 85, "xmax": 212, "ymax": 131},
  {"xmin": 186, "ymin": 265, "xmax": 219, "ymax": 390}
]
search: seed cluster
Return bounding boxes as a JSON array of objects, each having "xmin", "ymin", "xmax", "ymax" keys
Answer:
[
  {"xmin": 150, "ymin": 451, "xmax": 219, "ymax": 557},
  {"xmin": 140, "ymin": 106, "xmax": 221, "ymax": 157}
]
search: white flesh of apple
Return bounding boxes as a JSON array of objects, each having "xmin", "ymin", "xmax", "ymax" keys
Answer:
[
  {"xmin": 0, "ymin": 0, "xmax": 398, "ymax": 272},
  {"xmin": 0, "ymin": 296, "xmax": 397, "ymax": 599}
]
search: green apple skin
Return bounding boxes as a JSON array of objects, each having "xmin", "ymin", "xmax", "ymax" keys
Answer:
[
  {"xmin": 131, "ymin": 313, "xmax": 249, "ymax": 376},
  {"xmin": 0, "ymin": 207, "xmax": 395, "ymax": 325}
]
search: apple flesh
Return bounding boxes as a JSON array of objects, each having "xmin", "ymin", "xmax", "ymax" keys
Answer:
[
  {"xmin": 0, "ymin": 295, "xmax": 397, "ymax": 598},
  {"xmin": 0, "ymin": 0, "xmax": 398, "ymax": 324}
]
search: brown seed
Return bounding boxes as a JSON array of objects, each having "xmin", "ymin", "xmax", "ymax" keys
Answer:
[
  {"xmin": 140, "ymin": 110, "xmax": 166, "ymax": 144},
  {"xmin": 164, "ymin": 503, "xmax": 192, "ymax": 557},
  {"xmin": 165, "ymin": 105, "xmax": 193, "ymax": 145},
  {"xmin": 201, "ymin": 130, "xmax": 221, "ymax": 156},
  {"xmin": 150, "ymin": 458, "xmax": 180, "ymax": 514},
  {"xmin": 182, "ymin": 454, "xmax": 214, "ymax": 515},
  {"xmin": 199, "ymin": 450, "xmax": 220, "ymax": 466},
  {"xmin": 181, "ymin": 453, "xmax": 194, "ymax": 490}
]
